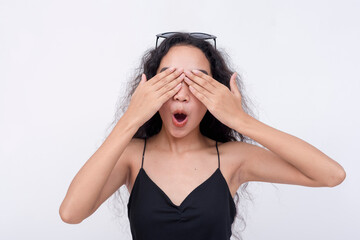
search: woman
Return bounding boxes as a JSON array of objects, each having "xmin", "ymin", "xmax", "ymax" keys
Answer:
[{"xmin": 59, "ymin": 32, "xmax": 346, "ymax": 240}]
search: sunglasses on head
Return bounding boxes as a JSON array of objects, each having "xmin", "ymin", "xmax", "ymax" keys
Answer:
[{"xmin": 155, "ymin": 32, "xmax": 217, "ymax": 49}]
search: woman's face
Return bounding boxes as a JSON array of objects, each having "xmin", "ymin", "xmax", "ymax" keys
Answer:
[{"xmin": 156, "ymin": 45, "xmax": 212, "ymax": 137}]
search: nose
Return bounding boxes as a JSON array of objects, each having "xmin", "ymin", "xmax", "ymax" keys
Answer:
[{"xmin": 173, "ymin": 81, "xmax": 190, "ymax": 102}]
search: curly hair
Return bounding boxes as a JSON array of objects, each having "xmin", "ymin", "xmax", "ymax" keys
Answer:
[{"xmin": 106, "ymin": 32, "xmax": 257, "ymax": 240}]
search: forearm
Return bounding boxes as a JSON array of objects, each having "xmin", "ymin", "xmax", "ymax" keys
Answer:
[
  {"xmin": 237, "ymin": 113, "xmax": 346, "ymax": 186},
  {"xmin": 59, "ymin": 113, "xmax": 139, "ymax": 222}
]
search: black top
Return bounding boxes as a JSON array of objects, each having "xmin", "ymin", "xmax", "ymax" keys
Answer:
[{"xmin": 127, "ymin": 138, "xmax": 236, "ymax": 240}]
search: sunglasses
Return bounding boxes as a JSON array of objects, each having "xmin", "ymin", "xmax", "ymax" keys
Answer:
[{"xmin": 155, "ymin": 32, "xmax": 217, "ymax": 49}]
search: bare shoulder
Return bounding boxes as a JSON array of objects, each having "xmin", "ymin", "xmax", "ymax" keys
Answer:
[
  {"xmin": 220, "ymin": 140, "xmax": 318, "ymax": 187},
  {"xmin": 85, "ymin": 137, "xmax": 146, "ymax": 216},
  {"xmin": 217, "ymin": 140, "xmax": 252, "ymax": 164},
  {"xmin": 109, "ymin": 137, "xmax": 142, "ymax": 185},
  {"xmin": 122, "ymin": 137, "xmax": 145, "ymax": 169},
  {"xmin": 122, "ymin": 137, "xmax": 146, "ymax": 189},
  {"xmin": 126, "ymin": 137, "xmax": 145, "ymax": 153},
  {"xmin": 217, "ymin": 140, "xmax": 260, "ymax": 186}
]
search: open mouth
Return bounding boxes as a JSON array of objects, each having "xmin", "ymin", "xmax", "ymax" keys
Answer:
[
  {"xmin": 174, "ymin": 113, "xmax": 187, "ymax": 122},
  {"xmin": 172, "ymin": 112, "xmax": 188, "ymax": 127}
]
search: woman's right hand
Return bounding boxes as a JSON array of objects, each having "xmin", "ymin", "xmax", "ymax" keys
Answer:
[{"xmin": 124, "ymin": 67, "xmax": 185, "ymax": 127}]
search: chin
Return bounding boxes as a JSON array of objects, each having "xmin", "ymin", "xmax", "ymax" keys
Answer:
[
  {"xmin": 162, "ymin": 120, "xmax": 191, "ymax": 139},
  {"xmin": 171, "ymin": 132, "xmax": 188, "ymax": 139}
]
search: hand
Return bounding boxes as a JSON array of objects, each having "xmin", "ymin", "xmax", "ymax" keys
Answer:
[
  {"xmin": 184, "ymin": 69, "xmax": 247, "ymax": 130},
  {"xmin": 125, "ymin": 67, "xmax": 185, "ymax": 127}
]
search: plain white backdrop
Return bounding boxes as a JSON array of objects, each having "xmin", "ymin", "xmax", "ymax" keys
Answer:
[{"xmin": 1, "ymin": 0, "xmax": 359, "ymax": 239}]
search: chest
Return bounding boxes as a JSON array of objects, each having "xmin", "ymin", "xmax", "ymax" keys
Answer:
[
  {"xmin": 127, "ymin": 146, "xmax": 239, "ymax": 206},
  {"xmin": 127, "ymin": 167, "xmax": 236, "ymax": 240}
]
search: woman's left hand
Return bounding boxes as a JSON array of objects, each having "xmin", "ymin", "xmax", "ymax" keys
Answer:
[{"xmin": 184, "ymin": 69, "xmax": 248, "ymax": 130}]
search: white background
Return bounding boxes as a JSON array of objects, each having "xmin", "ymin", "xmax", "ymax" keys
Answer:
[{"xmin": 1, "ymin": 0, "xmax": 359, "ymax": 239}]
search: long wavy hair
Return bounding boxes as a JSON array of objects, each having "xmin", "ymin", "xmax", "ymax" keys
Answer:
[{"xmin": 105, "ymin": 32, "xmax": 257, "ymax": 240}]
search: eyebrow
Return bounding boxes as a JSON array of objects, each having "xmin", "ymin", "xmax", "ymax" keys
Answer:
[{"xmin": 160, "ymin": 67, "xmax": 209, "ymax": 75}]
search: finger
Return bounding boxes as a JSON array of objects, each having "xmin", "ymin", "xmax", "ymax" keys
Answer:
[
  {"xmin": 159, "ymin": 78, "xmax": 184, "ymax": 103},
  {"xmin": 190, "ymin": 69, "xmax": 221, "ymax": 88},
  {"xmin": 158, "ymin": 72, "xmax": 185, "ymax": 96},
  {"xmin": 230, "ymin": 72, "xmax": 241, "ymax": 97},
  {"xmin": 147, "ymin": 67, "xmax": 176, "ymax": 85},
  {"xmin": 184, "ymin": 76, "xmax": 213, "ymax": 103},
  {"xmin": 140, "ymin": 73, "xmax": 147, "ymax": 85},
  {"xmin": 153, "ymin": 68, "xmax": 184, "ymax": 91},
  {"xmin": 183, "ymin": 74, "xmax": 214, "ymax": 102},
  {"xmin": 193, "ymin": 69, "xmax": 225, "ymax": 90},
  {"xmin": 184, "ymin": 70, "xmax": 217, "ymax": 94},
  {"xmin": 186, "ymin": 78, "xmax": 212, "ymax": 107}
]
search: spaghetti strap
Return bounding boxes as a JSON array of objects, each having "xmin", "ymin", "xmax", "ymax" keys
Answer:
[
  {"xmin": 127, "ymin": 137, "xmax": 237, "ymax": 240},
  {"xmin": 215, "ymin": 141, "xmax": 220, "ymax": 169},
  {"xmin": 141, "ymin": 138, "xmax": 146, "ymax": 169}
]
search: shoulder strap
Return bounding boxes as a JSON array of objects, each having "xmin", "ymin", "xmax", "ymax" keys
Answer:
[
  {"xmin": 215, "ymin": 141, "xmax": 220, "ymax": 169},
  {"xmin": 141, "ymin": 138, "xmax": 146, "ymax": 169}
]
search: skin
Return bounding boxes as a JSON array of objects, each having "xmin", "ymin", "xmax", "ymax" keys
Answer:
[
  {"xmin": 59, "ymin": 45, "xmax": 346, "ymax": 223},
  {"xmin": 156, "ymin": 45, "xmax": 212, "ymax": 152},
  {"xmin": 126, "ymin": 45, "xmax": 346, "ymax": 206},
  {"xmin": 135, "ymin": 45, "xmax": 232, "ymax": 206}
]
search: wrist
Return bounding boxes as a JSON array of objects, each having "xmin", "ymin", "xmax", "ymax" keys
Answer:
[
  {"xmin": 116, "ymin": 112, "xmax": 140, "ymax": 135},
  {"xmin": 234, "ymin": 111, "xmax": 256, "ymax": 135}
]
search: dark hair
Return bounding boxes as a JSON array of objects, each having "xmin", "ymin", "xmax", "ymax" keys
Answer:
[{"xmin": 106, "ymin": 32, "xmax": 256, "ymax": 240}]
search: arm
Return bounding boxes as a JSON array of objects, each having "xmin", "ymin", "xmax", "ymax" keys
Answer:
[
  {"xmin": 59, "ymin": 68, "xmax": 185, "ymax": 224},
  {"xmin": 181, "ymin": 70, "xmax": 345, "ymax": 187},
  {"xmin": 59, "ymin": 114, "xmax": 139, "ymax": 224},
  {"xmin": 236, "ymin": 113, "xmax": 346, "ymax": 187}
]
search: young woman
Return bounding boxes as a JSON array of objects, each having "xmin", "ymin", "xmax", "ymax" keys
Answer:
[{"xmin": 59, "ymin": 32, "xmax": 346, "ymax": 240}]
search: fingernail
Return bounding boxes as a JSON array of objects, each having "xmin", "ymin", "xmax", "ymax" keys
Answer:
[{"xmin": 191, "ymin": 69, "xmax": 199, "ymax": 74}]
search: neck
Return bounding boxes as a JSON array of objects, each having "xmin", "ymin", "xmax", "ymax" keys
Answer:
[{"xmin": 152, "ymin": 125, "xmax": 208, "ymax": 154}]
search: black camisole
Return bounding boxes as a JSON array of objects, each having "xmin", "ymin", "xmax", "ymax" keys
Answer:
[{"xmin": 127, "ymin": 138, "xmax": 236, "ymax": 240}]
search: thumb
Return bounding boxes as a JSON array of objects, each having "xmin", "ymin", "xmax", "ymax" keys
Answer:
[
  {"xmin": 230, "ymin": 72, "xmax": 241, "ymax": 97},
  {"xmin": 140, "ymin": 73, "xmax": 147, "ymax": 84}
]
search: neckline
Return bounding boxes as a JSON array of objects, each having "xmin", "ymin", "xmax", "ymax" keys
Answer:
[
  {"xmin": 129, "ymin": 138, "xmax": 234, "ymax": 209},
  {"xmin": 139, "ymin": 167, "xmax": 235, "ymax": 209}
]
